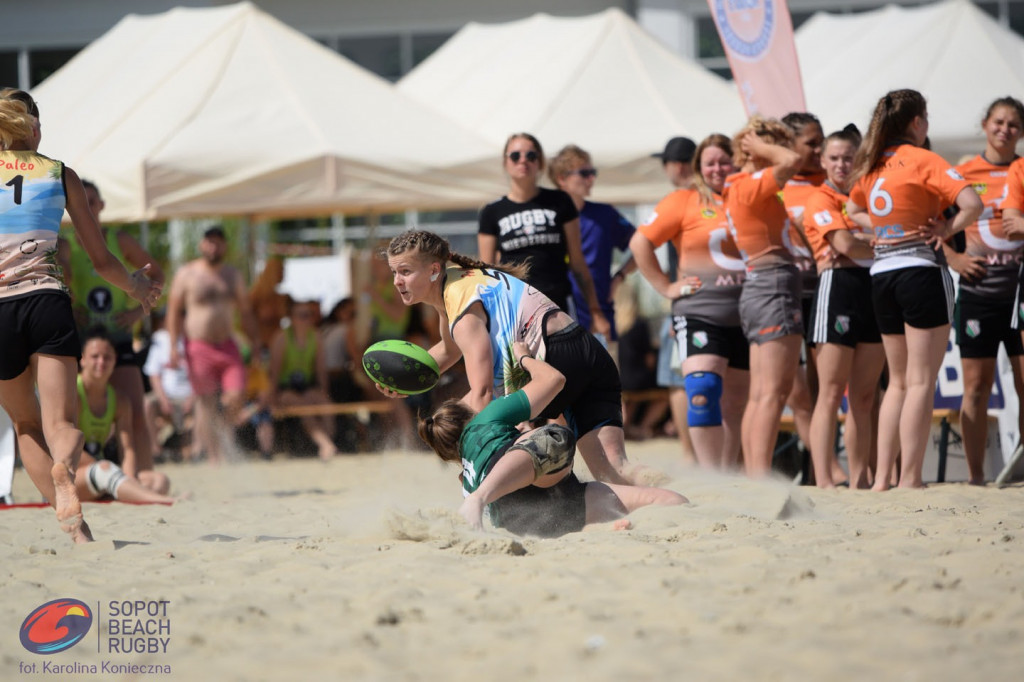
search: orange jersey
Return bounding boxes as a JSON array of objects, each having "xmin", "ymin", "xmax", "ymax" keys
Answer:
[
  {"xmin": 955, "ymin": 154, "xmax": 1023, "ymax": 298},
  {"xmin": 1004, "ymin": 157, "xmax": 1024, "ymax": 212},
  {"xmin": 849, "ymin": 144, "xmax": 969, "ymax": 270},
  {"xmin": 639, "ymin": 188, "xmax": 745, "ymax": 326},
  {"xmin": 782, "ymin": 172, "xmax": 826, "ymax": 282},
  {"xmin": 723, "ymin": 168, "xmax": 792, "ymax": 269},
  {"xmin": 804, "ymin": 182, "xmax": 872, "ymax": 272}
]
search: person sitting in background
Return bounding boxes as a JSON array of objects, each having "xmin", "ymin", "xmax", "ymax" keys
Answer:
[
  {"xmin": 321, "ymin": 297, "xmax": 363, "ymax": 403},
  {"xmin": 143, "ymin": 309, "xmax": 195, "ymax": 462},
  {"xmin": 267, "ymin": 299, "xmax": 337, "ymax": 460},
  {"xmin": 418, "ymin": 341, "xmax": 686, "ymax": 535},
  {"xmin": 615, "ymin": 278, "xmax": 669, "ymax": 441},
  {"xmin": 68, "ymin": 179, "xmax": 166, "ymax": 492},
  {"xmin": 76, "ymin": 328, "xmax": 177, "ymax": 504}
]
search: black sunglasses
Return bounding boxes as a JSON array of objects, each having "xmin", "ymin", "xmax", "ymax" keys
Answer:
[
  {"xmin": 507, "ymin": 150, "xmax": 539, "ymax": 163},
  {"xmin": 571, "ymin": 168, "xmax": 598, "ymax": 179}
]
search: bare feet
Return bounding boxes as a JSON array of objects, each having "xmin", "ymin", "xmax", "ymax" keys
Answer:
[
  {"xmin": 52, "ymin": 463, "xmax": 93, "ymax": 544},
  {"xmin": 457, "ymin": 495, "xmax": 485, "ymax": 531}
]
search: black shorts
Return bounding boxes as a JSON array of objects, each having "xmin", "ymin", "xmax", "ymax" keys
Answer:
[
  {"xmin": 871, "ymin": 266, "xmax": 954, "ymax": 335},
  {"xmin": 113, "ymin": 338, "xmax": 139, "ymax": 367},
  {"xmin": 808, "ymin": 268, "xmax": 881, "ymax": 348},
  {"xmin": 801, "ymin": 296, "xmax": 815, "ymax": 349},
  {"xmin": 955, "ymin": 290, "xmax": 1023, "ymax": 359},
  {"xmin": 488, "ymin": 471, "xmax": 587, "ymax": 538},
  {"xmin": 672, "ymin": 315, "xmax": 749, "ymax": 371},
  {"xmin": 0, "ymin": 292, "xmax": 80, "ymax": 380},
  {"xmin": 541, "ymin": 321, "xmax": 623, "ymax": 435}
]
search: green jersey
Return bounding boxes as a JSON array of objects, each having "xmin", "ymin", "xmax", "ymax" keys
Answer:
[
  {"xmin": 458, "ymin": 390, "xmax": 531, "ymax": 495},
  {"xmin": 77, "ymin": 376, "xmax": 116, "ymax": 456},
  {"xmin": 69, "ymin": 229, "xmax": 130, "ymax": 343}
]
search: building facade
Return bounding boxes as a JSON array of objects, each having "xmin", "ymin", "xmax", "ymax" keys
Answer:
[{"xmin": 3, "ymin": 0, "xmax": 1023, "ymax": 88}]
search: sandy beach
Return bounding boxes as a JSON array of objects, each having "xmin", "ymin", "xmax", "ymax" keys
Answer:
[{"xmin": 2, "ymin": 439, "xmax": 1022, "ymax": 682}]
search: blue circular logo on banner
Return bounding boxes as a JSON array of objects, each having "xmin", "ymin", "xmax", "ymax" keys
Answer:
[{"xmin": 713, "ymin": 0, "xmax": 775, "ymax": 60}]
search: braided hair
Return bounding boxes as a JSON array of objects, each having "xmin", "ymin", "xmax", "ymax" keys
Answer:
[{"xmin": 385, "ymin": 230, "xmax": 530, "ymax": 280}]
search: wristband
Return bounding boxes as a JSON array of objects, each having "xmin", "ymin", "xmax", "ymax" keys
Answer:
[{"xmin": 517, "ymin": 354, "xmax": 533, "ymax": 366}]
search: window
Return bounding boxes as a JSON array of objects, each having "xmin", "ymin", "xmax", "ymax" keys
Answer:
[
  {"xmin": 30, "ymin": 48, "xmax": 79, "ymax": 87},
  {"xmin": 696, "ymin": 16, "xmax": 725, "ymax": 60},
  {"xmin": 411, "ymin": 32, "xmax": 453, "ymax": 69},
  {"xmin": 1010, "ymin": 0, "xmax": 1024, "ymax": 35},
  {"xmin": 339, "ymin": 35, "xmax": 402, "ymax": 82},
  {"xmin": 0, "ymin": 52, "xmax": 17, "ymax": 88}
]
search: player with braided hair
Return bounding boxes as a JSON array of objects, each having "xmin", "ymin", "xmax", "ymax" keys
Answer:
[{"xmin": 382, "ymin": 230, "xmax": 662, "ymax": 487}]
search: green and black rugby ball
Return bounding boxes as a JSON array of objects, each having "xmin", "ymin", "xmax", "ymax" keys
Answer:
[{"xmin": 362, "ymin": 340, "xmax": 440, "ymax": 395}]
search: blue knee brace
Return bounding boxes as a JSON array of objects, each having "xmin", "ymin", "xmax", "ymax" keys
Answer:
[{"xmin": 684, "ymin": 372, "xmax": 723, "ymax": 427}]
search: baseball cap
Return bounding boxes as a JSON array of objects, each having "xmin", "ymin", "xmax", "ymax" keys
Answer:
[
  {"xmin": 203, "ymin": 226, "xmax": 226, "ymax": 240},
  {"xmin": 651, "ymin": 137, "xmax": 697, "ymax": 163}
]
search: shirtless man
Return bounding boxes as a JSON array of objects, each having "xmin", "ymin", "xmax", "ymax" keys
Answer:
[{"xmin": 166, "ymin": 227, "xmax": 257, "ymax": 463}]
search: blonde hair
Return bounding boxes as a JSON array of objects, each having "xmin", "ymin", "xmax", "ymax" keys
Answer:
[
  {"xmin": 731, "ymin": 115, "xmax": 794, "ymax": 168},
  {"xmin": 852, "ymin": 89, "xmax": 927, "ymax": 182},
  {"xmin": 692, "ymin": 133, "xmax": 733, "ymax": 205},
  {"xmin": 0, "ymin": 97, "xmax": 34, "ymax": 150},
  {"xmin": 385, "ymin": 230, "xmax": 529, "ymax": 280},
  {"xmin": 548, "ymin": 144, "xmax": 592, "ymax": 185},
  {"xmin": 418, "ymin": 400, "xmax": 476, "ymax": 463}
]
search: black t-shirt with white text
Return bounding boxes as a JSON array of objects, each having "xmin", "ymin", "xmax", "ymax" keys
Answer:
[{"xmin": 478, "ymin": 188, "xmax": 579, "ymax": 307}]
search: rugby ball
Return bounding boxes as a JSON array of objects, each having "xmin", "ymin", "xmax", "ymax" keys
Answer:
[{"xmin": 362, "ymin": 340, "xmax": 440, "ymax": 395}]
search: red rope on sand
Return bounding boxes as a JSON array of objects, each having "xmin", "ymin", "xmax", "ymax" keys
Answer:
[{"xmin": 0, "ymin": 500, "xmax": 172, "ymax": 509}]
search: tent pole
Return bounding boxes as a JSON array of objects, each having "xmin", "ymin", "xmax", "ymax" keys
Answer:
[{"xmin": 331, "ymin": 213, "xmax": 346, "ymax": 253}]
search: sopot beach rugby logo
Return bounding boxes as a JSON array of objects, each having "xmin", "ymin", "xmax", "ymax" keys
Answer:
[
  {"xmin": 19, "ymin": 598, "xmax": 93, "ymax": 654},
  {"xmin": 711, "ymin": 0, "xmax": 776, "ymax": 61}
]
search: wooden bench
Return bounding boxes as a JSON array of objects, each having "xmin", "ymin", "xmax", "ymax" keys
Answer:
[
  {"xmin": 621, "ymin": 388, "xmax": 671, "ymax": 403},
  {"xmin": 780, "ymin": 408, "xmax": 963, "ymax": 483}
]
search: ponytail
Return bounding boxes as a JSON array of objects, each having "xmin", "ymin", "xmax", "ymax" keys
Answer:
[
  {"xmin": 852, "ymin": 89, "xmax": 926, "ymax": 183},
  {"xmin": 417, "ymin": 400, "xmax": 475, "ymax": 463}
]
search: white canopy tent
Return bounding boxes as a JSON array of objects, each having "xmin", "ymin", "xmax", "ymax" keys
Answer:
[
  {"xmin": 398, "ymin": 8, "xmax": 746, "ymax": 205},
  {"xmin": 795, "ymin": 0, "xmax": 1024, "ymax": 160},
  {"xmin": 31, "ymin": 2, "xmax": 502, "ymax": 221}
]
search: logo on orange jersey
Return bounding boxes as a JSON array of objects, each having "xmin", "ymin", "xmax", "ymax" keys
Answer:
[
  {"xmin": 972, "ymin": 183, "xmax": 987, "ymax": 196},
  {"xmin": 946, "ymin": 168, "xmax": 965, "ymax": 181},
  {"xmin": 701, "ymin": 208, "xmax": 718, "ymax": 219}
]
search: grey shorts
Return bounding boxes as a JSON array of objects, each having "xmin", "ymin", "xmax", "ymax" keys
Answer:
[
  {"xmin": 739, "ymin": 264, "xmax": 804, "ymax": 344},
  {"xmin": 508, "ymin": 424, "xmax": 576, "ymax": 478}
]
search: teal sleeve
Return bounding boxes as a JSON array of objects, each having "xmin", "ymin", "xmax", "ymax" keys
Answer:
[{"xmin": 473, "ymin": 390, "xmax": 531, "ymax": 427}]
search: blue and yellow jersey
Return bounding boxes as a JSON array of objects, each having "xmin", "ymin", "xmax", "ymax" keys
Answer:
[
  {"xmin": 0, "ymin": 150, "xmax": 67, "ymax": 299},
  {"xmin": 442, "ymin": 266, "xmax": 559, "ymax": 396}
]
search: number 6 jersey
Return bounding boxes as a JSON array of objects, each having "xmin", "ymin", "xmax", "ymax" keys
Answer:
[{"xmin": 849, "ymin": 143, "xmax": 969, "ymax": 274}]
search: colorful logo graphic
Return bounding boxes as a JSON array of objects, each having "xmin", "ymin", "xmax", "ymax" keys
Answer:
[{"xmin": 20, "ymin": 599, "xmax": 93, "ymax": 654}]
